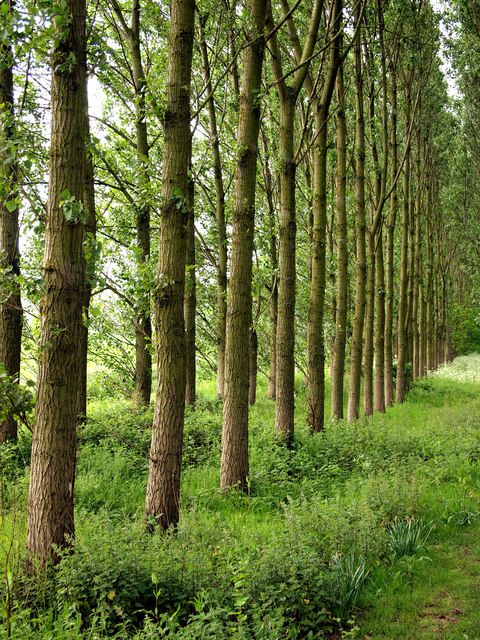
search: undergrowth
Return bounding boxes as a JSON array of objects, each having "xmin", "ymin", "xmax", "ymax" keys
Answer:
[{"xmin": 1, "ymin": 355, "xmax": 480, "ymax": 638}]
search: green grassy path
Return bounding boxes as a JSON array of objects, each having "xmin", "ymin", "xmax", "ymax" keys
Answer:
[{"xmin": 356, "ymin": 496, "xmax": 480, "ymax": 639}]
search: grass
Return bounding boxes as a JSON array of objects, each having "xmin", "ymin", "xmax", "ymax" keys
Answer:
[{"xmin": 2, "ymin": 355, "xmax": 480, "ymax": 637}]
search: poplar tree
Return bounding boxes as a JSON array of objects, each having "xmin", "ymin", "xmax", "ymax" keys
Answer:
[
  {"xmin": 220, "ymin": 0, "xmax": 267, "ymax": 489},
  {"xmin": 0, "ymin": 4, "xmax": 22, "ymax": 443},
  {"xmin": 26, "ymin": 0, "xmax": 88, "ymax": 565},
  {"xmin": 144, "ymin": 0, "xmax": 195, "ymax": 530}
]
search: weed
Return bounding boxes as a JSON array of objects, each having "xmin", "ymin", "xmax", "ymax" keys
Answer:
[{"xmin": 387, "ymin": 516, "xmax": 434, "ymax": 559}]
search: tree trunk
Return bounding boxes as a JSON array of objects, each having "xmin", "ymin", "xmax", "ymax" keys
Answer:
[
  {"xmin": 269, "ymin": 0, "xmax": 323, "ymax": 442},
  {"xmin": 0, "ymin": 27, "xmax": 22, "ymax": 443},
  {"xmin": 184, "ymin": 166, "xmax": 196, "ymax": 406},
  {"xmin": 198, "ymin": 14, "xmax": 227, "ymax": 399},
  {"xmin": 306, "ymin": 0, "xmax": 341, "ymax": 430},
  {"xmin": 26, "ymin": 0, "xmax": 88, "ymax": 565},
  {"xmin": 396, "ymin": 85, "xmax": 411, "ymax": 403},
  {"xmin": 347, "ymin": 7, "xmax": 366, "ymax": 422},
  {"xmin": 363, "ymin": 228, "xmax": 375, "ymax": 416},
  {"xmin": 262, "ymin": 132, "xmax": 278, "ymax": 399},
  {"xmin": 220, "ymin": 0, "xmax": 266, "ymax": 489},
  {"xmin": 130, "ymin": 0, "xmax": 152, "ymax": 408},
  {"xmin": 331, "ymin": 57, "xmax": 348, "ymax": 421},
  {"xmin": 384, "ymin": 64, "xmax": 397, "ymax": 406},
  {"xmin": 248, "ymin": 329, "xmax": 257, "ymax": 405},
  {"xmin": 76, "ymin": 115, "xmax": 96, "ymax": 422},
  {"xmin": 374, "ymin": 226, "xmax": 386, "ymax": 412},
  {"xmin": 144, "ymin": 0, "xmax": 195, "ymax": 530},
  {"xmin": 274, "ymin": 94, "xmax": 296, "ymax": 441}
]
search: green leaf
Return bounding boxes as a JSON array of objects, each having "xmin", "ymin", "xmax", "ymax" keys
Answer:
[
  {"xmin": 61, "ymin": 189, "xmax": 71, "ymax": 200},
  {"xmin": 5, "ymin": 200, "xmax": 17, "ymax": 212}
]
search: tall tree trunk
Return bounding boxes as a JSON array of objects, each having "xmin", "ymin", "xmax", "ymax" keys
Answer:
[
  {"xmin": 331, "ymin": 56, "xmax": 348, "ymax": 421},
  {"xmin": 269, "ymin": 0, "xmax": 323, "ymax": 442},
  {"xmin": 0, "ymin": 24, "xmax": 22, "ymax": 443},
  {"xmin": 374, "ymin": 226, "xmax": 386, "ymax": 412},
  {"xmin": 363, "ymin": 228, "xmax": 375, "ymax": 416},
  {"xmin": 274, "ymin": 93, "xmax": 297, "ymax": 441},
  {"xmin": 220, "ymin": 0, "xmax": 266, "ymax": 489},
  {"xmin": 396, "ymin": 83, "xmax": 411, "ymax": 403},
  {"xmin": 76, "ymin": 115, "xmax": 96, "ymax": 422},
  {"xmin": 184, "ymin": 164, "xmax": 196, "ymax": 406},
  {"xmin": 130, "ymin": 0, "xmax": 152, "ymax": 408},
  {"xmin": 304, "ymin": 0, "xmax": 342, "ymax": 431},
  {"xmin": 248, "ymin": 328, "xmax": 257, "ymax": 405},
  {"xmin": 262, "ymin": 132, "xmax": 278, "ymax": 399},
  {"xmin": 347, "ymin": 5, "xmax": 366, "ymax": 422},
  {"xmin": 426, "ymin": 179, "xmax": 434, "ymax": 371},
  {"xmin": 412, "ymin": 140, "xmax": 421, "ymax": 379},
  {"xmin": 26, "ymin": 0, "xmax": 88, "ymax": 565},
  {"xmin": 198, "ymin": 14, "xmax": 227, "ymax": 399},
  {"xmin": 144, "ymin": 0, "xmax": 195, "ymax": 529},
  {"xmin": 384, "ymin": 64, "xmax": 397, "ymax": 406}
]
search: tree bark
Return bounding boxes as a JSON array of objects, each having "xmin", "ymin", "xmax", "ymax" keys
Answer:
[
  {"xmin": 184, "ymin": 164, "xmax": 196, "ymax": 406},
  {"xmin": 220, "ymin": 0, "xmax": 266, "ymax": 489},
  {"xmin": 26, "ymin": 0, "xmax": 88, "ymax": 565},
  {"xmin": 374, "ymin": 228, "xmax": 386, "ymax": 412},
  {"xmin": 198, "ymin": 14, "xmax": 227, "ymax": 399},
  {"xmin": 331, "ymin": 55, "xmax": 348, "ymax": 421},
  {"xmin": 306, "ymin": 0, "xmax": 342, "ymax": 431},
  {"xmin": 130, "ymin": 0, "xmax": 152, "ymax": 408},
  {"xmin": 144, "ymin": 0, "xmax": 195, "ymax": 529},
  {"xmin": 248, "ymin": 328, "xmax": 257, "ymax": 405},
  {"xmin": 0, "ymin": 23, "xmax": 22, "ymax": 443},
  {"xmin": 347, "ymin": 5, "xmax": 366, "ymax": 422},
  {"xmin": 396, "ymin": 84, "xmax": 411, "ymax": 403},
  {"xmin": 384, "ymin": 64, "xmax": 397, "ymax": 406},
  {"xmin": 76, "ymin": 114, "xmax": 96, "ymax": 422},
  {"xmin": 262, "ymin": 132, "xmax": 278, "ymax": 399}
]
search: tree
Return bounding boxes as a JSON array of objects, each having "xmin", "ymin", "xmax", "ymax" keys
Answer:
[
  {"xmin": 220, "ymin": 0, "xmax": 267, "ymax": 489},
  {"xmin": 144, "ymin": 0, "xmax": 195, "ymax": 530},
  {"xmin": 268, "ymin": 0, "xmax": 323, "ymax": 440},
  {"xmin": 0, "ymin": 2, "xmax": 22, "ymax": 443},
  {"xmin": 26, "ymin": 0, "xmax": 88, "ymax": 565}
]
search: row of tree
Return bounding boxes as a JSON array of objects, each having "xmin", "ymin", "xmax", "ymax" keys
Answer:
[{"xmin": 1, "ymin": 0, "xmax": 479, "ymax": 564}]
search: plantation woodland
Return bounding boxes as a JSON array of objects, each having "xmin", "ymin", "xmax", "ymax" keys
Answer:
[{"xmin": 3, "ymin": 0, "xmax": 480, "ymax": 637}]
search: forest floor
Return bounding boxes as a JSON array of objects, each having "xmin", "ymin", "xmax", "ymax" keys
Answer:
[{"xmin": 3, "ymin": 354, "xmax": 480, "ymax": 638}]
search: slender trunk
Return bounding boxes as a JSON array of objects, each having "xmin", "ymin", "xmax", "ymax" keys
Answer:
[
  {"xmin": 220, "ymin": 0, "xmax": 266, "ymax": 489},
  {"xmin": 331, "ymin": 59, "xmax": 348, "ymax": 421},
  {"xmin": 262, "ymin": 132, "xmax": 278, "ymax": 399},
  {"xmin": 384, "ymin": 65, "xmax": 397, "ymax": 406},
  {"xmin": 412, "ymin": 144, "xmax": 421, "ymax": 379},
  {"xmin": 275, "ymin": 94, "xmax": 296, "ymax": 441},
  {"xmin": 307, "ymin": 115, "xmax": 329, "ymax": 430},
  {"xmin": 248, "ymin": 329, "xmax": 257, "ymax": 405},
  {"xmin": 374, "ymin": 227, "xmax": 386, "ymax": 412},
  {"xmin": 26, "ymin": 0, "xmax": 87, "ymax": 564},
  {"xmin": 426, "ymin": 181, "xmax": 434, "ymax": 371},
  {"xmin": 184, "ymin": 166, "xmax": 196, "ymax": 406},
  {"xmin": 306, "ymin": 0, "xmax": 342, "ymax": 431},
  {"xmin": 0, "ymin": 26, "xmax": 22, "ymax": 443},
  {"xmin": 347, "ymin": 9, "xmax": 366, "ymax": 422},
  {"xmin": 130, "ymin": 0, "xmax": 152, "ymax": 407},
  {"xmin": 270, "ymin": 0, "xmax": 323, "ymax": 441},
  {"xmin": 198, "ymin": 14, "xmax": 227, "ymax": 399},
  {"xmin": 144, "ymin": 0, "xmax": 195, "ymax": 529},
  {"xmin": 76, "ymin": 115, "xmax": 96, "ymax": 422},
  {"xmin": 396, "ymin": 85, "xmax": 411, "ymax": 403},
  {"xmin": 363, "ymin": 228, "xmax": 375, "ymax": 416}
]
